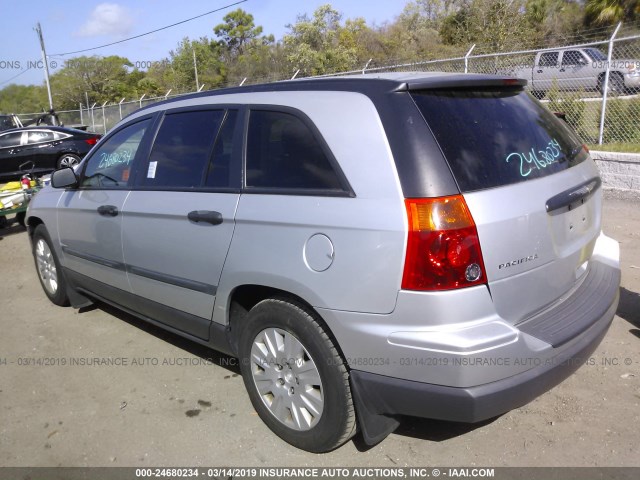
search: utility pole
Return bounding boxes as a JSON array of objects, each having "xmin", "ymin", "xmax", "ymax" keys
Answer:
[
  {"xmin": 192, "ymin": 47, "xmax": 199, "ymax": 91},
  {"xmin": 35, "ymin": 22, "xmax": 54, "ymax": 111}
]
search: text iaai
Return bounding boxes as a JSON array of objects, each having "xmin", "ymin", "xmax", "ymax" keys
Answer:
[{"xmin": 506, "ymin": 139, "xmax": 562, "ymax": 177}]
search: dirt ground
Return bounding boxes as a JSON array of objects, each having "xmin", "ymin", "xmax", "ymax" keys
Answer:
[{"xmin": 0, "ymin": 191, "xmax": 638, "ymax": 468}]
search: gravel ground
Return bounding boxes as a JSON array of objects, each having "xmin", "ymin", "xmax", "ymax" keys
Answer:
[{"xmin": 0, "ymin": 192, "xmax": 638, "ymax": 467}]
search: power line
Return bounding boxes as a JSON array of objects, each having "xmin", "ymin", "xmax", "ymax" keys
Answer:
[
  {"xmin": 49, "ymin": 0, "xmax": 248, "ymax": 57},
  {"xmin": 0, "ymin": 67, "xmax": 31, "ymax": 87}
]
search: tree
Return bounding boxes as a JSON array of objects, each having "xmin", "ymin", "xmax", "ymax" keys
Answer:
[
  {"xmin": 585, "ymin": 0, "xmax": 640, "ymax": 26},
  {"xmin": 213, "ymin": 8, "xmax": 280, "ymax": 85},
  {"xmin": 440, "ymin": 0, "xmax": 537, "ymax": 52},
  {"xmin": 214, "ymin": 9, "xmax": 268, "ymax": 58},
  {"xmin": 525, "ymin": 0, "xmax": 584, "ymax": 46},
  {"xmin": 283, "ymin": 4, "xmax": 358, "ymax": 76},
  {"xmin": 0, "ymin": 84, "xmax": 48, "ymax": 113},
  {"xmin": 49, "ymin": 56, "xmax": 141, "ymax": 109}
]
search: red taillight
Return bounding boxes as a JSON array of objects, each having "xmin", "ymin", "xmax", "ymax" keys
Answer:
[
  {"xmin": 85, "ymin": 137, "xmax": 99, "ymax": 146},
  {"xmin": 402, "ymin": 195, "xmax": 486, "ymax": 291},
  {"xmin": 582, "ymin": 143, "xmax": 590, "ymax": 153}
]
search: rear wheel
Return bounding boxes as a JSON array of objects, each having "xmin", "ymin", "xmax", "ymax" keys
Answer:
[
  {"xmin": 238, "ymin": 298, "xmax": 356, "ymax": 452},
  {"xmin": 57, "ymin": 153, "xmax": 81, "ymax": 169},
  {"xmin": 599, "ymin": 72, "xmax": 626, "ymax": 96},
  {"xmin": 32, "ymin": 224, "xmax": 69, "ymax": 306}
]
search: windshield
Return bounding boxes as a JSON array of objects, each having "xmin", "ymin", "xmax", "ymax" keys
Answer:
[{"xmin": 411, "ymin": 88, "xmax": 588, "ymax": 192}]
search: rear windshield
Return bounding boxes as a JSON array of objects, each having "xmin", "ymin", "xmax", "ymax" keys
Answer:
[{"xmin": 411, "ymin": 88, "xmax": 588, "ymax": 192}]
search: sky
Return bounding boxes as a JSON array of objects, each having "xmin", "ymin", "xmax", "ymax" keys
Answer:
[{"xmin": 0, "ymin": 0, "xmax": 409, "ymax": 88}]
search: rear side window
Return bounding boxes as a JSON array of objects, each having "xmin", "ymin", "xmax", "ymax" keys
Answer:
[
  {"xmin": 562, "ymin": 51, "xmax": 586, "ymax": 66},
  {"xmin": 246, "ymin": 110, "xmax": 343, "ymax": 191},
  {"xmin": 411, "ymin": 89, "xmax": 588, "ymax": 192},
  {"xmin": 140, "ymin": 110, "xmax": 224, "ymax": 188},
  {"xmin": 26, "ymin": 130, "xmax": 54, "ymax": 144}
]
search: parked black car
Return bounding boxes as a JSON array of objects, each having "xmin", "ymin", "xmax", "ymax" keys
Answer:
[{"xmin": 0, "ymin": 126, "xmax": 101, "ymax": 180}]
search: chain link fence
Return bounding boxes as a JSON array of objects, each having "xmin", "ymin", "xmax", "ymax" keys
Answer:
[{"xmin": 14, "ymin": 32, "xmax": 640, "ymax": 148}]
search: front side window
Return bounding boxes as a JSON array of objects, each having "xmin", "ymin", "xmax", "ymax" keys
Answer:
[
  {"xmin": 0, "ymin": 132, "xmax": 22, "ymax": 148},
  {"xmin": 82, "ymin": 119, "xmax": 149, "ymax": 188},
  {"xmin": 139, "ymin": 109, "xmax": 225, "ymax": 189},
  {"xmin": 539, "ymin": 52, "xmax": 559, "ymax": 67},
  {"xmin": 245, "ymin": 110, "xmax": 343, "ymax": 191}
]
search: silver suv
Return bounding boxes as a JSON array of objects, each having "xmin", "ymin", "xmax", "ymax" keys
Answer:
[{"xmin": 27, "ymin": 72, "xmax": 621, "ymax": 452}]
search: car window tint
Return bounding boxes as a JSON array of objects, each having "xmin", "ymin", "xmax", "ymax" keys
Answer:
[
  {"xmin": 411, "ymin": 89, "xmax": 587, "ymax": 192},
  {"xmin": 205, "ymin": 110, "xmax": 237, "ymax": 188},
  {"xmin": 0, "ymin": 132, "xmax": 22, "ymax": 148},
  {"xmin": 140, "ymin": 110, "xmax": 224, "ymax": 189},
  {"xmin": 82, "ymin": 119, "xmax": 149, "ymax": 188},
  {"xmin": 27, "ymin": 130, "xmax": 54, "ymax": 144},
  {"xmin": 246, "ymin": 110, "xmax": 342, "ymax": 190},
  {"xmin": 539, "ymin": 52, "xmax": 559, "ymax": 67},
  {"xmin": 562, "ymin": 51, "xmax": 585, "ymax": 66}
]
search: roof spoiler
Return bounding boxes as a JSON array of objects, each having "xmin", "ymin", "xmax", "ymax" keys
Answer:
[{"xmin": 396, "ymin": 76, "xmax": 527, "ymax": 91}]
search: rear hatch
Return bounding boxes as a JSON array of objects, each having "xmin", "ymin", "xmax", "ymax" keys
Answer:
[{"xmin": 411, "ymin": 86, "xmax": 600, "ymax": 324}]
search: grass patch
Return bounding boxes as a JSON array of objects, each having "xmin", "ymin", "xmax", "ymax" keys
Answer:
[{"xmin": 588, "ymin": 143, "xmax": 640, "ymax": 154}]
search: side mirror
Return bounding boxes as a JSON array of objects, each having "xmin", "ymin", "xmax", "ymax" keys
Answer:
[{"xmin": 51, "ymin": 167, "xmax": 79, "ymax": 189}]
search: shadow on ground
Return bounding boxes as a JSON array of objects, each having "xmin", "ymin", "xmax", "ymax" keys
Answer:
[
  {"xmin": 617, "ymin": 287, "xmax": 640, "ymax": 333},
  {"xmin": 81, "ymin": 301, "xmax": 241, "ymax": 375}
]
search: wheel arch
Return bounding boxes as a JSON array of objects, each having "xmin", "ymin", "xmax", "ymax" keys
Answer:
[{"xmin": 224, "ymin": 284, "xmax": 347, "ymax": 365}]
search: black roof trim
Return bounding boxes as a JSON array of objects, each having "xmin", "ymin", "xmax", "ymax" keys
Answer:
[{"xmin": 133, "ymin": 73, "xmax": 527, "ymax": 115}]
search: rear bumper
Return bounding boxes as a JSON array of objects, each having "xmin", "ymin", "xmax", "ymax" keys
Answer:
[
  {"xmin": 349, "ymin": 276, "xmax": 618, "ymax": 445},
  {"xmin": 351, "ymin": 285, "xmax": 616, "ymax": 423}
]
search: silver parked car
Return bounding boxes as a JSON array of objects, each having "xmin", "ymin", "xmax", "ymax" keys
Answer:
[{"xmin": 27, "ymin": 72, "xmax": 620, "ymax": 452}]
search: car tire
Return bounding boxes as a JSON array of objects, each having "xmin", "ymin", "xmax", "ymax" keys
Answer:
[
  {"xmin": 32, "ymin": 224, "xmax": 69, "ymax": 306},
  {"xmin": 599, "ymin": 73, "xmax": 626, "ymax": 96},
  {"xmin": 16, "ymin": 211, "xmax": 26, "ymax": 227},
  {"xmin": 238, "ymin": 297, "xmax": 356, "ymax": 452},
  {"xmin": 57, "ymin": 153, "xmax": 81, "ymax": 169}
]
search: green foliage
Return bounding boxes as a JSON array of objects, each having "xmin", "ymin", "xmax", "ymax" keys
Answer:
[
  {"xmin": 601, "ymin": 98, "xmax": 640, "ymax": 144},
  {"xmin": 214, "ymin": 9, "xmax": 268, "ymax": 57},
  {"xmin": 440, "ymin": 0, "xmax": 537, "ymax": 51},
  {"xmin": 283, "ymin": 5, "xmax": 358, "ymax": 75},
  {"xmin": 546, "ymin": 81, "xmax": 589, "ymax": 140},
  {"xmin": 0, "ymin": 84, "xmax": 48, "ymax": 113},
  {"xmin": 49, "ymin": 55, "xmax": 141, "ymax": 109},
  {"xmin": 585, "ymin": 0, "xmax": 640, "ymax": 26}
]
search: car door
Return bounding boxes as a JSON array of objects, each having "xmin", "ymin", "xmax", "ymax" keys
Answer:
[
  {"xmin": 57, "ymin": 117, "xmax": 153, "ymax": 295},
  {"xmin": 121, "ymin": 107, "xmax": 242, "ymax": 340},
  {"xmin": 0, "ymin": 131, "xmax": 28, "ymax": 177},
  {"xmin": 21, "ymin": 129, "xmax": 59, "ymax": 174},
  {"xmin": 557, "ymin": 50, "xmax": 591, "ymax": 90},
  {"xmin": 533, "ymin": 51, "xmax": 560, "ymax": 91}
]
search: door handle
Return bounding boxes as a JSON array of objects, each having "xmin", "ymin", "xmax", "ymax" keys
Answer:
[
  {"xmin": 187, "ymin": 210, "xmax": 223, "ymax": 225},
  {"xmin": 97, "ymin": 205, "xmax": 119, "ymax": 217}
]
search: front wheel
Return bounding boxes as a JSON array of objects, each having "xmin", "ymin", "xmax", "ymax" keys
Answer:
[
  {"xmin": 238, "ymin": 298, "xmax": 356, "ymax": 452},
  {"xmin": 32, "ymin": 224, "xmax": 69, "ymax": 306}
]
